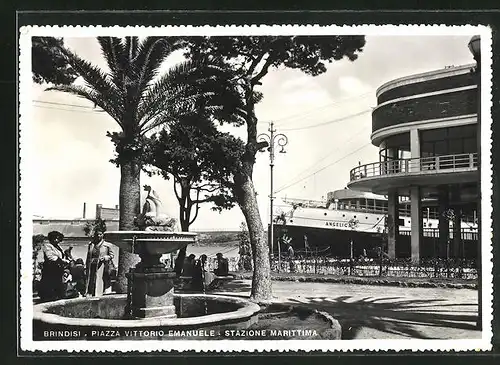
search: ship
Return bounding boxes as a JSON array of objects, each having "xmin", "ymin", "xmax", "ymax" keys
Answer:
[{"xmin": 270, "ymin": 188, "xmax": 478, "ymax": 259}]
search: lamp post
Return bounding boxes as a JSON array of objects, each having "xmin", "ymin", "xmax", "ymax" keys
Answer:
[
  {"xmin": 258, "ymin": 121, "xmax": 288, "ymax": 271},
  {"xmin": 468, "ymin": 34, "xmax": 481, "ymax": 330}
]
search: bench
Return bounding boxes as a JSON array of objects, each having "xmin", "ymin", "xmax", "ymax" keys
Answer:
[{"xmin": 177, "ymin": 274, "xmax": 235, "ymax": 292}]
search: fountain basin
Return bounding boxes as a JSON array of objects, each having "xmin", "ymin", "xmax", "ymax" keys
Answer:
[
  {"xmin": 33, "ymin": 294, "xmax": 261, "ymax": 340},
  {"xmin": 103, "ymin": 231, "xmax": 198, "ymax": 318},
  {"xmin": 104, "ymin": 231, "xmax": 197, "ymax": 255}
]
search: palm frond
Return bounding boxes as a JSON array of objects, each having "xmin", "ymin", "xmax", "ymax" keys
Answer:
[
  {"xmin": 136, "ymin": 58, "xmax": 196, "ymax": 126},
  {"xmin": 59, "ymin": 47, "xmax": 125, "ymax": 116},
  {"xmin": 137, "ymin": 57, "xmax": 227, "ymax": 123},
  {"xmin": 97, "ymin": 37, "xmax": 127, "ymax": 89},
  {"xmin": 138, "ymin": 55, "xmax": 246, "ymax": 133},
  {"xmin": 45, "ymin": 84, "xmax": 124, "ymax": 128},
  {"xmin": 125, "ymin": 37, "xmax": 140, "ymax": 62},
  {"xmin": 132, "ymin": 37, "xmax": 174, "ymax": 100}
]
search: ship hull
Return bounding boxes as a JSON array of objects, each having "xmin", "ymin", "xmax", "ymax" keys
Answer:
[{"xmin": 270, "ymin": 223, "xmax": 478, "ymax": 259}]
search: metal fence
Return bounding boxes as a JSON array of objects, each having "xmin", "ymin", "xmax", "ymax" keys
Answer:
[
  {"xmin": 270, "ymin": 257, "xmax": 478, "ymax": 280},
  {"xmin": 165, "ymin": 254, "xmax": 478, "ymax": 280}
]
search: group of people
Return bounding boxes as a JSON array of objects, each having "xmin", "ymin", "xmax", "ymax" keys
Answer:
[
  {"xmin": 37, "ymin": 230, "xmax": 116, "ymax": 302},
  {"xmin": 180, "ymin": 253, "xmax": 229, "ymax": 291}
]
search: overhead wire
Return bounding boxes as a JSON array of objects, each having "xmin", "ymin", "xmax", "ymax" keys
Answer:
[
  {"xmin": 277, "ymin": 123, "xmax": 369, "ymax": 187},
  {"xmin": 274, "ymin": 142, "xmax": 373, "ymax": 195},
  {"xmin": 257, "ymin": 90, "xmax": 374, "ymax": 127},
  {"xmin": 279, "ymin": 109, "xmax": 371, "ymax": 132},
  {"xmin": 273, "ymin": 90, "xmax": 374, "ymax": 126},
  {"xmin": 33, "ymin": 100, "xmax": 98, "ymax": 109},
  {"xmin": 33, "ymin": 104, "xmax": 104, "ymax": 114}
]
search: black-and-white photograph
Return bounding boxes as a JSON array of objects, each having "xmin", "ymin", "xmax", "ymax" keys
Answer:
[{"xmin": 19, "ymin": 25, "xmax": 493, "ymax": 352}]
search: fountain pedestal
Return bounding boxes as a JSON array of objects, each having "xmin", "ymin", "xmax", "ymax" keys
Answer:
[
  {"xmin": 104, "ymin": 231, "xmax": 197, "ymax": 319},
  {"xmin": 127, "ymin": 254, "xmax": 177, "ymax": 318}
]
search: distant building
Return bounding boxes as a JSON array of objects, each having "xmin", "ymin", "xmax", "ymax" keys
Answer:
[
  {"xmin": 33, "ymin": 204, "xmax": 119, "ymax": 240},
  {"xmin": 347, "ymin": 64, "xmax": 479, "ymax": 261}
]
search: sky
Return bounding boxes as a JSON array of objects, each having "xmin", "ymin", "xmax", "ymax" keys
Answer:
[{"xmin": 30, "ymin": 34, "xmax": 476, "ymax": 230}]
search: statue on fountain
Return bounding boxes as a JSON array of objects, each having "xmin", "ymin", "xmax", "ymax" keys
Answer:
[
  {"xmin": 103, "ymin": 186, "xmax": 197, "ymax": 319},
  {"xmin": 135, "ymin": 185, "xmax": 180, "ymax": 232}
]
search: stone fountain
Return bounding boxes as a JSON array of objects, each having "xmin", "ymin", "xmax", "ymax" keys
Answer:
[
  {"xmin": 106, "ymin": 185, "xmax": 196, "ymax": 318},
  {"xmin": 105, "ymin": 230, "xmax": 196, "ymax": 318},
  {"xmin": 32, "ymin": 187, "xmax": 261, "ymax": 339}
]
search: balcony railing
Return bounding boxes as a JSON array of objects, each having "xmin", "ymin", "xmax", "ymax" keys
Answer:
[{"xmin": 350, "ymin": 153, "xmax": 478, "ymax": 182}]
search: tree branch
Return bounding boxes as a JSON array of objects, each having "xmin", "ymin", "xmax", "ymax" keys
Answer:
[
  {"xmin": 251, "ymin": 53, "xmax": 275, "ymax": 85},
  {"xmin": 247, "ymin": 52, "xmax": 267, "ymax": 78},
  {"xmin": 188, "ymin": 204, "xmax": 200, "ymax": 226},
  {"xmin": 193, "ymin": 196, "xmax": 213, "ymax": 204},
  {"xmin": 195, "ymin": 184, "xmax": 220, "ymax": 193},
  {"xmin": 173, "ymin": 177, "xmax": 182, "ymax": 202},
  {"xmin": 188, "ymin": 189, "xmax": 201, "ymax": 225}
]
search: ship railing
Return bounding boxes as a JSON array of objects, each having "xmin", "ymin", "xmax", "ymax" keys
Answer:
[
  {"xmin": 329, "ymin": 205, "xmax": 446, "ymax": 220},
  {"xmin": 350, "ymin": 153, "xmax": 478, "ymax": 182},
  {"xmin": 275, "ymin": 202, "xmax": 475, "ymax": 223},
  {"xmin": 281, "ymin": 198, "xmax": 327, "ymax": 208}
]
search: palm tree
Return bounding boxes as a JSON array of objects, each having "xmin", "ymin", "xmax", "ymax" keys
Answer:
[{"xmin": 47, "ymin": 37, "xmax": 243, "ymax": 292}]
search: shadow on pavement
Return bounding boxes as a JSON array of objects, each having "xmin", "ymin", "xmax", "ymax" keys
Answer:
[
  {"xmin": 210, "ymin": 279, "xmax": 252, "ymax": 294},
  {"xmin": 283, "ymin": 295, "xmax": 479, "ymax": 340}
]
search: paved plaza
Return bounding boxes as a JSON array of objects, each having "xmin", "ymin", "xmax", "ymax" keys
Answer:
[{"xmin": 215, "ymin": 280, "xmax": 480, "ymax": 340}]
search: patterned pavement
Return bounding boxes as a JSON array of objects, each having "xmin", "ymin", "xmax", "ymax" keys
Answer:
[{"xmin": 216, "ymin": 280, "xmax": 480, "ymax": 340}]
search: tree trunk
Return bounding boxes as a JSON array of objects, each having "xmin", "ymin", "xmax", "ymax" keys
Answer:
[
  {"xmin": 174, "ymin": 190, "xmax": 191, "ymax": 275},
  {"xmin": 115, "ymin": 159, "xmax": 142, "ymax": 293},
  {"xmin": 235, "ymin": 172, "xmax": 272, "ymax": 301}
]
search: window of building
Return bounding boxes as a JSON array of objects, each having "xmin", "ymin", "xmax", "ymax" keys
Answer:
[{"xmin": 420, "ymin": 126, "xmax": 477, "ymax": 157}]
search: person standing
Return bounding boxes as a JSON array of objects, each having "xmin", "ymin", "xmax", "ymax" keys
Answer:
[
  {"xmin": 85, "ymin": 230, "xmax": 115, "ymax": 296},
  {"xmin": 39, "ymin": 231, "xmax": 69, "ymax": 301},
  {"xmin": 287, "ymin": 242, "xmax": 296, "ymax": 273}
]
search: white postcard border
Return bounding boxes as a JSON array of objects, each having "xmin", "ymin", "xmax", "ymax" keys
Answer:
[{"xmin": 19, "ymin": 24, "xmax": 494, "ymax": 352}]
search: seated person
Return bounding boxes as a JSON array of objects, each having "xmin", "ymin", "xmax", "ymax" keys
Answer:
[
  {"xmin": 181, "ymin": 254, "xmax": 196, "ymax": 277},
  {"xmin": 64, "ymin": 246, "xmax": 74, "ymax": 261},
  {"xmin": 71, "ymin": 258, "xmax": 86, "ymax": 295},
  {"xmin": 214, "ymin": 253, "xmax": 229, "ymax": 276},
  {"xmin": 62, "ymin": 268, "xmax": 79, "ymax": 299},
  {"xmin": 191, "ymin": 255, "xmax": 215, "ymax": 291}
]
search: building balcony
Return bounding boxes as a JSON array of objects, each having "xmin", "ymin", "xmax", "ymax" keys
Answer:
[{"xmin": 347, "ymin": 153, "xmax": 478, "ymax": 195}]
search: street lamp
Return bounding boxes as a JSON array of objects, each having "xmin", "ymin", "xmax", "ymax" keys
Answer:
[
  {"xmin": 468, "ymin": 34, "xmax": 481, "ymax": 330},
  {"xmin": 258, "ymin": 121, "xmax": 289, "ymax": 271}
]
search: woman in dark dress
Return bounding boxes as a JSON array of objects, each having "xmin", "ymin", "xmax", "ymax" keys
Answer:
[{"xmin": 39, "ymin": 231, "xmax": 69, "ymax": 301}]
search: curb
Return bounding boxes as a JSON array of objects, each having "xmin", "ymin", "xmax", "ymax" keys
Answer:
[
  {"xmin": 255, "ymin": 302, "xmax": 342, "ymax": 340},
  {"xmin": 232, "ymin": 273, "xmax": 477, "ymax": 290}
]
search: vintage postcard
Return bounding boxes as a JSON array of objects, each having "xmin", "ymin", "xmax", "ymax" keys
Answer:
[{"xmin": 19, "ymin": 24, "xmax": 493, "ymax": 352}]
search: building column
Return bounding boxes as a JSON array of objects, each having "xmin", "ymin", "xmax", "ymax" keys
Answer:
[
  {"xmin": 387, "ymin": 189, "xmax": 399, "ymax": 259},
  {"xmin": 453, "ymin": 208, "xmax": 462, "ymax": 258},
  {"xmin": 438, "ymin": 186, "xmax": 450, "ymax": 258},
  {"xmin": 450, "ymin": 186, "xmax": 462, "ymax": 258},
  {"xmin": 410, "ymin": 186, "xmax": 422, "ymax": 263},
  {"xmin": 410, "ymin": 128, "xmax": 421, "ymax": 172},
  {"xmin": 385, "ymin": 147, "xmax": 398, "ymax": 174}
]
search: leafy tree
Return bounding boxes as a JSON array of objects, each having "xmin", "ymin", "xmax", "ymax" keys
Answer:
[
  {"xmin": 147, "ymin": 115, "xmax": 245, "ymax": 275},
  {"xmin": 47, "ymin": 37, "xmax": 242, "ymax": 292},
  {"xmin": 83, "ymin": 217, "xmax": 107, "ymax": 237},
  {"xmin": 182, "ymin": 36, "xmax": 366, "ymax": 300},
  {"xmin": 32, "ymin": 234, "xmax": 45, "ymax": 274},
  {"xmin": 32, "ymin": 37, "xmax": 78, "ymax": 85}
]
